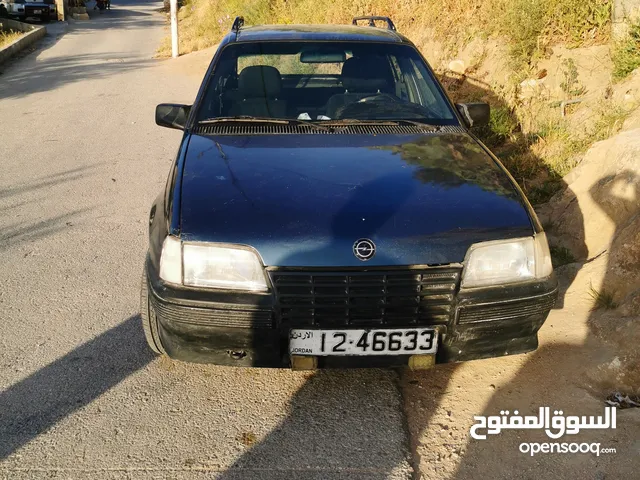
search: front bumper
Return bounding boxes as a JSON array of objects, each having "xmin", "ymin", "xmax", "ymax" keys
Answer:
[
  {"xmin": 146, "ymin": 261, "xmax": 557, "ymax": 368},
  {"xmin": 24, "ymin": 5, "xmax": 50, "ymax": 18}
]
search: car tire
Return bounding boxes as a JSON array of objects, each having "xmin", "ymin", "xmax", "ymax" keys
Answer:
[{"xmin": 140, "ymin": 267, "xmax": 166, "ymax": 355}]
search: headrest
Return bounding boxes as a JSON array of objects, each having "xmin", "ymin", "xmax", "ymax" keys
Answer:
[
  {"xmin": 238, "ymin": 65, "xmax": 282, "ymax": 98},
  {"xmin": 341, "ymin": 57, "xmax": 390, "ymax": 92}
]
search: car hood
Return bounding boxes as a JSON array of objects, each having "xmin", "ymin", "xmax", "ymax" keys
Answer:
[{"xmin": 179, "ymin": 132, "xmax": 533, "ymax": 267}]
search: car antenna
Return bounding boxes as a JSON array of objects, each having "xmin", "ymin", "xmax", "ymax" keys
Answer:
[{"xmin": 231, "ymin": 16, "xmax": 244, "ymax": 39}]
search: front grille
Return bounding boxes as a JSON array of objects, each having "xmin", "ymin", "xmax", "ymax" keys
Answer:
[
  {"xmin": 151, "ymin": 296, "xmax": 273, "ymax": 329},
  {"xmin": 269, "ymin": 267, "xmax": 461, "ymax": 328},
  {"xmin": 457, "ymin": 292, "xmax": 557, "ymax": 324},
  {"xmin": 25, "ymin": 5, "xmax": 49, "ymax": 14},
  {"xmin": 194, "ymin": 123, "xmax": 466, "ymax": 136}
]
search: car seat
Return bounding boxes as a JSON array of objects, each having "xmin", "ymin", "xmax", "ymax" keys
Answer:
[
  {"xmin": 325, "ymin": 57, "xmax": 393, "ymax": 119},
  {"xmin": 228, "ymin": 65, "xmax": 287, "ymax": 118}
]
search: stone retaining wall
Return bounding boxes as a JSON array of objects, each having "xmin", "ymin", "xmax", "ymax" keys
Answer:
[{"xmin": 0, "ymin": 19, "xmax": 46, "ymax": 65}]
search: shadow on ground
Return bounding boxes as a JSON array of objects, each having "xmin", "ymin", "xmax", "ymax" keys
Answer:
[
  {"xmin": 0, "ymin": 51, "xmax": 155, "ymax": 100},
  {"xmin": 0, "ymin": 165, "xmax": 104, "ymax": 250},
  {"xmin": 217, "ymin": 370, "xmax": 412, "ymax": 480},
  {"xmin": 0, "ymin": 0, "xmax": 163, "ymax": 100},
  {"xmin": 0, "ymin": 315, "xmax": 154, "ymax": 460}
]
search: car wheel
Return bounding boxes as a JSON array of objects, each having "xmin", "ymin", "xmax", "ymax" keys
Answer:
[{"xmin": 140, "ymin": 268, "xmax": 166, "ymax": 355}]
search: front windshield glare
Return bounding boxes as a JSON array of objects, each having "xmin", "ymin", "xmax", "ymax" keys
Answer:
[{"xmin": 198, "ymin": 42, "xmax": 457, "ymax": 124}]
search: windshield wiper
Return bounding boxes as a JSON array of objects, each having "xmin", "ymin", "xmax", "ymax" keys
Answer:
[
  {"xmin": 321, "ymin": 118, "xmax": 444, "ymax": 128},
  {"xmin": 199, "ymin": 116, "xmax": 288, "ymax": 124},
  {"xmin": 397, "ymin": 119, "xmax": 446, "ymax": 129},
  {"xmin": 198, "ymin": 116, "xmax": 333, "ymax": 132},
  {"xmin": 323, "ymin": 119, "xmax": 401, "ymax": 125}
]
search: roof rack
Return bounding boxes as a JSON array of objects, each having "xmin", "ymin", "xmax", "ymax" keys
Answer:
[
  {"xmin": 352, "ymin": 16, "xmax": 396, "ymax": 31},
  {"xmin": 231, "ymin": 16, "xmax": 245, "ymax": 33}
]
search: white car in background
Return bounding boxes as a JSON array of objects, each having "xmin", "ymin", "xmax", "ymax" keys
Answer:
[{"xmin": 0, "ymin": 0, "xmax": 56, "ymax": 21}]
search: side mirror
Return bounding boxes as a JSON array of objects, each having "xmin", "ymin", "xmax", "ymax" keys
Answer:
[
  {"xmin": 456, "ymin": 102, "xmax": 490, "ymax": 128},
  {"xmin": 155, "ymin": 104, "xmax": 191, "ymax": 130}
]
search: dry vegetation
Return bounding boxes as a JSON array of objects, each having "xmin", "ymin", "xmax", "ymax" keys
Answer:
[
  {"xmin": 0, "ymin": 29, "xmax": 23, "ymax": 48},
  {"xmin": 158, "ymin": 0, "xmax": 611, "ymax": 61}
]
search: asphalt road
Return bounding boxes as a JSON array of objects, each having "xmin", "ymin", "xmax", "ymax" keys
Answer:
[{"xmin": 0, "ymin": 2, "xmax": 413, "ymax": 478}]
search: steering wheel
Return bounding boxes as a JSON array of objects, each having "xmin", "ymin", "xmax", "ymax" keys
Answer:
[
  {"xmin": 356, "ymin": 93, "xmax": 400, "ymax": 104},
  {"xmin": 337, "ymin": 93, "xmax": 441, "ymax": 120}
]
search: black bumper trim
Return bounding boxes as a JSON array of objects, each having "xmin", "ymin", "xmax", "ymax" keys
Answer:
[
  {"xmin": 145, "ymin": 260, "xmax": 557, "ymax": 368},
  {"xmin": 457, "ymin": 290, "xmax": 557, "ymax": 324},
  {"xmin": 149, "ymin": 293, "xmax": 274, "ymax": 329}
]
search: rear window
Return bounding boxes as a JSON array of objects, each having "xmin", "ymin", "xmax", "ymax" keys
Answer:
[
  {"xmin": 197, "ymin": 41, "xmax": 457, "ymax": 124},
  {"xmin": 237, "ymin": 54, "xmax": 348, "ymax": 75}
]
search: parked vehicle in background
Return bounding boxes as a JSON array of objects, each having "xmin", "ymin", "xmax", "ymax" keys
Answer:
[
  {"xmin": 41, "ymin": 0, "xmax": 57, "ymax": 20},
  {"xmin": 0, "ymin": 0, "xmax": 54, "ymax": 21},
  {"xmin": 95, "ymin": 0, "xmax": 110, "ymax": 11}
]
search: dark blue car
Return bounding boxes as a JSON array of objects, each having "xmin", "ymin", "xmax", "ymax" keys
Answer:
[{"xmin": 141, "ymin": 16, "xmax": 557, "ymax": 370}]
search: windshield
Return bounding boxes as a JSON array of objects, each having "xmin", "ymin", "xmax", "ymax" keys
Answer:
[{"xmin": 196, "ymin": 41, "xmax": 457, "ymax": 124}]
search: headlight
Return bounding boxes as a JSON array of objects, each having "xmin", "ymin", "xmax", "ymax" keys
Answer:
[
  {"xmin": 461, "ymin": 233, "xmax": 552, "ymax": 288},
  {"xmin": 159, "ymin": 237, "xmax": 268, "ymax": 291},
  {"xmin": 183, "ymin": 243, "xmax": 268, "ymax": 291}
]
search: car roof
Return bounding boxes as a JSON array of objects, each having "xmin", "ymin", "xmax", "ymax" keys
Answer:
[{"xmin": 220, "ymin": 24, "xmax": 412, "ymax": 46}]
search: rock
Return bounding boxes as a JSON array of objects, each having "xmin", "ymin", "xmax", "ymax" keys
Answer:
[
  {"xmin": 545, "ymin": 129, "xmax": 640, "ymax": 264},
  {"xmin": 623, "ymin": 106, "xmax": 640, "ymax": 130},
  {"xmin": 606, "ymin": 215, "xmax": 640, "ymax": 301},
  {"xmin": 448, "ymin": 59, "xmax": 466, "ymax": 75},
  {"xmin": 518, "ymin": 78, "xmax": 547, "ymax": 100},
  {"xmin": 543, "ymin": 127, "xmax": 640, "ymax": 308},
  {"xmin": 612, "ymin": 68, "xmax": 640, "ymax": 107},
  {"xmin": 619, "ymin": 289, "xmax": 640, "ymax": 316}
]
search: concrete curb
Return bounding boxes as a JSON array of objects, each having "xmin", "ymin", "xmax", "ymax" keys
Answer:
[{"xmin": 0, "ymin": 19, "xmax": 46, "ymax": 66}]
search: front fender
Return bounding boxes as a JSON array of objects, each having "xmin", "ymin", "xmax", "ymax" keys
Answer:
[{"xmin": 148, "ymin": 133, "xmax": 191, "ymax": 272}]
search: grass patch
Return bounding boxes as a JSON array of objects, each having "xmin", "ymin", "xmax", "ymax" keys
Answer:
[
  {"xmin": 588, "ymin": 283, "xmax": 618, "ymax": 310},
  {"xmin": 493, "ymin": 0, "xmax": 611, "ymax": 68},
  {"xmin": 550, "ymin": 245, "xmax": 576, "ymax": 266},
  {"xmin": 470, "ymin": 96, "xmax": 631, "ymax": 204},
  {"xmin": 612, "ymin": 20, "xmax": 640, "ymax": 80},
  {"xmin": 0, "ymin": 29, "xmax": 23, "ymax": 49}
]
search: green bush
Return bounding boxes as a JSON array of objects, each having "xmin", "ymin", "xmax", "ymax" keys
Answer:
[{"xmin": 612, "ymin": 20, "xmax": 640, "ymax": 80}]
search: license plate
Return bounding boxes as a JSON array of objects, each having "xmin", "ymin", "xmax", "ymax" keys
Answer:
[
  {"xmin": 289, "ymin": 328, "xmax": 437, "ymax": 356},
  {"xmin": 33, "ymin": 9, "xmax": 42, "ymax": 13}
]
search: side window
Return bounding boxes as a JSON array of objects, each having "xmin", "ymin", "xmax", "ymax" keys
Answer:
[
  {"xmin": 404, "ymin": 57, "xmax": 449, "ymax": 117},
  {"xmin": 388, "ymin": 56, "xmax": 410, "ymax": 102}
]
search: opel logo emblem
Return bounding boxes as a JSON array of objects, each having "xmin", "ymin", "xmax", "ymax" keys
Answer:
[{"xmin": 353, "ymin": 238, "xmax": 376, "ymax": 261}]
